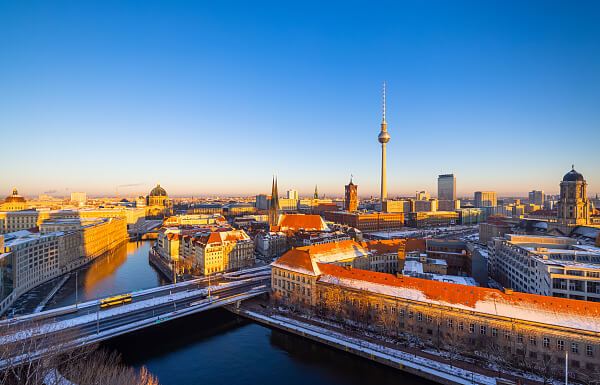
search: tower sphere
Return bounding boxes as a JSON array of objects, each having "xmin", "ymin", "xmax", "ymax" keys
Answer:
[{"xmin": 378, "ymin": 130, "xmax": 391, "ymax": 143}]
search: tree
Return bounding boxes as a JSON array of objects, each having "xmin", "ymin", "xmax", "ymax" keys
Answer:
[{"xmin": 0, "ymin": 319, "xmax": 159, "ymax": 385}]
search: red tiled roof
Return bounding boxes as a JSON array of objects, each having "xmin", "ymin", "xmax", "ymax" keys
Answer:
[
  {"xmin": 362, "ymin": 239, "xmax": 404, "ymax": 254},
  {"xmin": 277, "ymin": 214, "xmax": 326, "ymax": 231},
  {"xmin": 297, "ymin": 239, "xmax": 359, "ymax": 254},
  {"xmin": 360, "ymin": 239, "xmax": 426, "ymax": 255},
  {"xmin": 272, "ymin": 249, "xmax": 316, "ymax": 275},
  {"xmin": 316, "ymin": 264, "xmax": 600, "ymax": 320},
  {"xmin": 406, "ymin": 238, "xmax": 426, "ymax": 252}
]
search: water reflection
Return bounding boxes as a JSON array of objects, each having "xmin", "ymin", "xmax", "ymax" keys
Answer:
[
  {"xmin": 48, "ymin": 241, "xmax": 167, "ymax": 309},
  {"xmin": 44, "ymin": 242, "xmax": 432, "ymax": 385},
  {"xmin": 104, "ymin": 309, "xmax": 432, "ymax": 385}
]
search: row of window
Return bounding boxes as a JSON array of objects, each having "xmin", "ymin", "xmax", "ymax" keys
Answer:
[{"xmin": 335, "ymin": 296, "xmax": 597, "ymax": 358}]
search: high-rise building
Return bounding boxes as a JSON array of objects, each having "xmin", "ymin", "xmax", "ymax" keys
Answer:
[
  {"xmin": 344, "ymin": 176, "xmax": 358, "ymax": 212},
  {"xmin": 255, "ymin": 194, "xmax": 270, "ymax": 210},
  {"xmin": 415, "ymin": 191, "xmax": 430, "ymax": 201},
  {"xmin": 557, "ymin": 166, "xmax": 590, "ymax": 226},
  {"xmin": 437, "ymin": 174, "xmax": 456, "ymax": 201},
  {"xmin": 70, "ymin": 192, "xmax": 87, "ymax": 206},
  {"xmin": 474, "ymin": 191, "xmax": 497, "ymax": 208},
  {"xmin": 286, "ymin": 189, "xmax": 299, "ymax": 200},
  {"xmin": 528, "ymin": 190, "xmax": 545, "ymax": 206},
  {"xmin": 377, "ymin": 83, "xmax": 390, "ymax": 204},
  {"xmin": 268, "ymin": 176, "xmax": 280, "ymax": 227}
]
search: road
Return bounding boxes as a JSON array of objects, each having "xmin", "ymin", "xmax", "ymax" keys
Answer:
[{"xmin": 0, "ymin": 266, "xmax": 271, "ymax": 368}]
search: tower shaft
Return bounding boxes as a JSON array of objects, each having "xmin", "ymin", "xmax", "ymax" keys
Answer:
[{"xmin": 381, "ymin": 143, "xmax": 387, "ymax": 202}]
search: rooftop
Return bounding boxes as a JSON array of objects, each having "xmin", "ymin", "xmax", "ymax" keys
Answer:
[
  {"xmin": 276, "ymin": 214, "xmax": 328, "ymax": 232},
  {"xmin": 316, "ymin": 263, "xmax": 600, "ymax": 333}
]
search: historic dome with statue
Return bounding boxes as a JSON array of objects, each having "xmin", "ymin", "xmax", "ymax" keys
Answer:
[{"xmin": 2, "ymin": 188, "xmax": 27, "ymax": 211}]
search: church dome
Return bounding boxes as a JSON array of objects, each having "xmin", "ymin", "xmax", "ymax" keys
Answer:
[
  {"xmin": 4, "ymin": 188, "xmax": 26, "ymax": 203},
  {"xmin": 149, "ymin": 184, "xmax": 167, "ymax": 197},
  {"xmin": 563, "ymin": 167, "xmax": 584, "ymax": 182}
]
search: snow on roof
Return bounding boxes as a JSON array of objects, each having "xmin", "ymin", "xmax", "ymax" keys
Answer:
[
  {"xmin": 316, "ymin": 264, "xmax": 600, "ymax": 333},
  {"xmin": 571, "ymin": 226, "xmax": 600, "ymax": 239},
  {"xmin": 272, "ymin": 240, "xmax": 369, "ymax": 275},
  {"xmin": 403, "ymin": 260, "xmax": 424, "ymax": 274},
  {"xmin": 193, "ymin": 229, "xmax": 250, "ymax": 246},
  {"xmin": 428, "ymin": 275, "xmax": 478, "ymax": 286},
  {"xmin": 297, "ymin": 239, "xmax": 368, "ymax": 263},
  {"xmin": 272, "ymin": 249, "xmax": 319, "ymax": 276}
]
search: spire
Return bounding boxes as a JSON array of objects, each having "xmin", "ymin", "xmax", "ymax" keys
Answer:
[
  {"xmin": 314, "ymin": 185, "xmax": 319, "ymax": 200},
  {"xmin": 382, "ymin": 81, "xmax": 386, "ymax": 124},
  {"xmin": 269, "ymin": 175, "xmax": 280, "ymax": 227}
]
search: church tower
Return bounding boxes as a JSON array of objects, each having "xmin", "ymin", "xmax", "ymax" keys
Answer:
[
  {"xmin": 557, "ymin": 166, "xmax": 590, "ymax": 226},
  {"xmin": 269, "ymin": 176, "xmax": 280, "ymax": 227}
]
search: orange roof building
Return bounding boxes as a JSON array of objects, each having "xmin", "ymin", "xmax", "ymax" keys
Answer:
[
  {"xmin": 273, "ymin": 214, "xmax": 328, "ymax": 233},
  {"xmin": 316, "ymin": 263, "xmax": 600, "ymax": 333}
]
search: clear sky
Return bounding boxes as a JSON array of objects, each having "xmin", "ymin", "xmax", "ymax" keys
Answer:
[{"xmin": 1, "ymin": 0, "xmax": 599, "ymax": 198}]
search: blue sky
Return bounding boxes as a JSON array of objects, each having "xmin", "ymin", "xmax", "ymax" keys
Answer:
[{"xmin": 1, "ymin": 0, "xmax": 599, "ymax": 198}]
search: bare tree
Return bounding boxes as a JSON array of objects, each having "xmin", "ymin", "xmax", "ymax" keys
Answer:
[
  {"xmin": 576, "ymin": 367, "xmax": 600, "ymax": 385},
  {"xmin": 0, "ymin": 319, "xmax": 159, "ymax": 385},
  {"xmin": 58, "ymin": 349, "xmax": 159, "ymax": 385}
]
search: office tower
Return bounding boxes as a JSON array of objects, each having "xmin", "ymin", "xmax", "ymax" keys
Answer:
[
  {"xmin": 344, "ymin": 176, "xmax": 358, "ymax": 212},
  {"xmin": 474, "ymin": 191, "xmax": 497, "ymax": 208},
  {"xmin": 416, "ymin": 191, "xmax": 430, "ymax": 201},
  {"xmin": 438, "ymin": 174, "xmax": 456, "ymax": 201},
  {"xmin": 528, "ymin": 190, "xmax": 545, "ymax": 206},
  {"xmin": 286, "ymin": 189, "xmax": 299, "ymax": 200},
  {"xmin": 377, "ymin": 83, "xmax": 390, "ymax": 203}
]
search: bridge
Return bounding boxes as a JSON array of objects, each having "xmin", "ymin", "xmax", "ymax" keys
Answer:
[{"xmin": 0, "ymin": 266, "xmax": 271, "ymax": 368}]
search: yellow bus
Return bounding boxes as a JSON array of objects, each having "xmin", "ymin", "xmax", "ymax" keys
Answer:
[{"xmin": 100, "ymin": 294, "xmax": 133, "ymax": 308}]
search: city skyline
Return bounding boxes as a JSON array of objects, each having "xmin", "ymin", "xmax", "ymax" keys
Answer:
[
  {"xmin": 2, "ymin": 2, "xmax": 600, "ymax": 385},
  {"xmin": 2, "ymin": 1, "xmax": 599, "ymax": 196},
  {"xmin": 2, "ymin": 164, "xmax": 599, "ymax": 199}
]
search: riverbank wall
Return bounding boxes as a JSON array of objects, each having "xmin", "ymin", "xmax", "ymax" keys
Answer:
[
  {"xmin": 230, "ymin": 306, "xmax": 510, "ymax": 385},
  {"xmin": 1, "ymin": 239, "xmax": 128, "ymax": 317},
  {"xmin": 148, "ymin": 248, "xmax": 174, "ymax": 283}
]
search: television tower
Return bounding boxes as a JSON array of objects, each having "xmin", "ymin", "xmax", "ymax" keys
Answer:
[{"xmin": 378, "ymin": 82, "xmax": 391, "ymax": 203}]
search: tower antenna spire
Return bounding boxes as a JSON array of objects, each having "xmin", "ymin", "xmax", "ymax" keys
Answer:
[{"xmin": 382, "ymin": 81, "xmax": 386, "ymax": 123}]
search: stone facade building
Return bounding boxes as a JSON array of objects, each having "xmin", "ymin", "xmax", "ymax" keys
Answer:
[
  {"xmin": 271, "ymin": 250, "xmax": 600, "ymax": 381},
  {"xmin": 179, "ymin": 229, "xmax": 254, "ymax": 275}
]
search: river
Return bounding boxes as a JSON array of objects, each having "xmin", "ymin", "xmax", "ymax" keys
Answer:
[{"xmin": 49, "ymin": 241, "xmax": 431, "ymax": 385}]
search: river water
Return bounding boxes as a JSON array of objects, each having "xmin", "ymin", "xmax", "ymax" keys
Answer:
[{"xmin": 49, "ymin": 241, "xmax": 431, "ymax": 385}]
